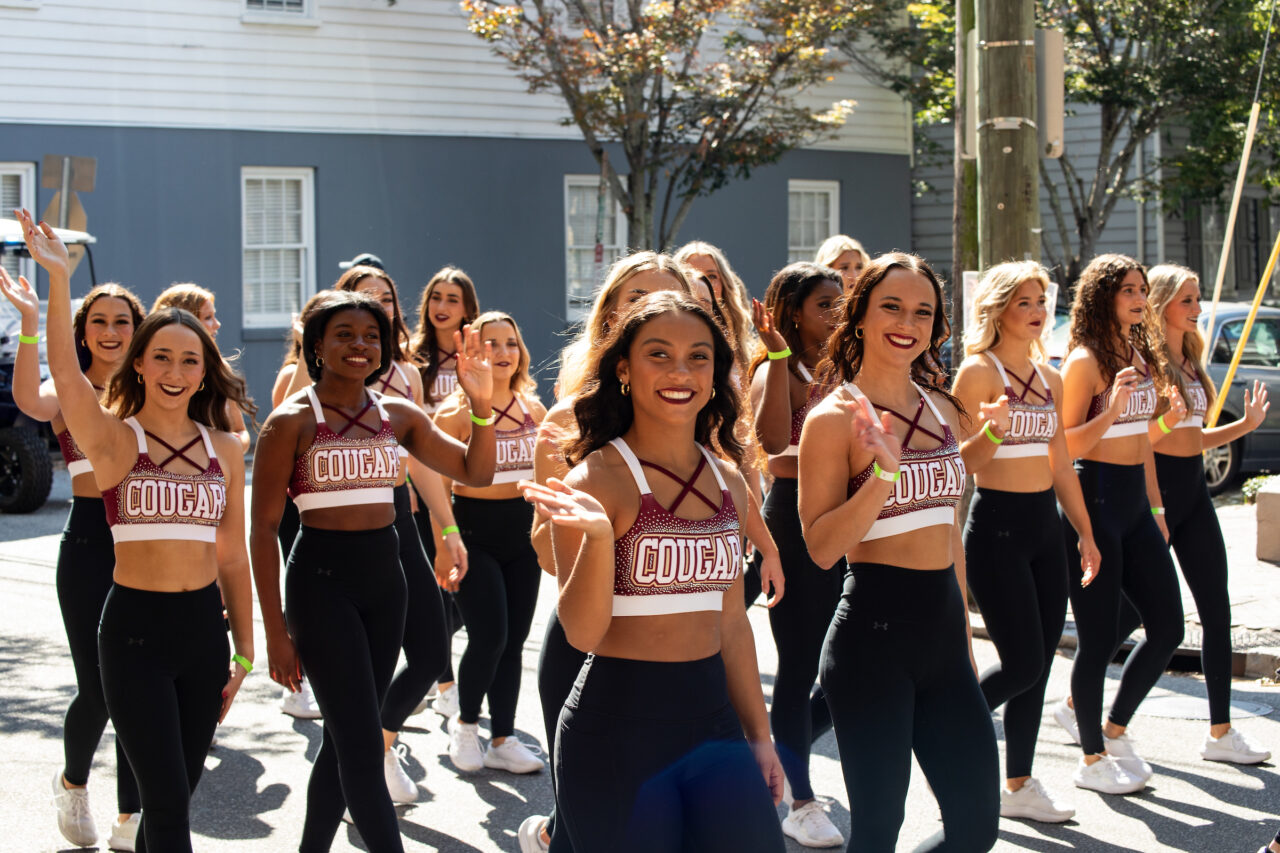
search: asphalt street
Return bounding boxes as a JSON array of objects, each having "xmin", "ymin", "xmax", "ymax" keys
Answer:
[{"xmin": 2, "ymin": 470, "xmax": 1278, "ymax": 852}]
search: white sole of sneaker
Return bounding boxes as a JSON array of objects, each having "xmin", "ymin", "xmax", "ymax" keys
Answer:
[{"xmin": 999, "ymin": 805, "xmax": 1074, "ymax": 823}]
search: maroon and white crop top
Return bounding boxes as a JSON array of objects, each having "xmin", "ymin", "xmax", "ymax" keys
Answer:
[
  {"xmin": 609, "ymin": 438, "xmax": 743, "ymax": 617},
  {"xmin": 425, "ymin": 351, "xmax": 458, "ymax": 415},
  {"xmin": 373, "ymin": 362, "xmax": 415, "ymax": 463},
  {"xmin": 58, "ymin": 429, "xmax": 93, "ymax": 477},
  {"xmin": 288, "ymin": 386, "xmax": 400, "ymax": 512},
  {"xmin": 1086, "ymin": 347, "xmax": 1157, "ymax": 439},
  {"xmin": 847, "ymin": 382, "xmax": 966, "ymax": 542},
  {"xmin": 987, "ymin": 353, "xmax": 1057, "ymax": 458},
  {"xmin": 103, "ymin": 419, "xmax": 226, "ymax": 544},
  {"xmin": 1176, "ymin": 357, "xmax": 1208, "ymax": 430},
  {"xmin": 492, "ymin": 395, "xmax": 537, "ymax": 484},
  {"xmin": 768, "ymin": 362, "xmax": 824, "ymax": 461}
]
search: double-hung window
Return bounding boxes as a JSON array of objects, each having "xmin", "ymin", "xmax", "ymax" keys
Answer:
[
  {"xmin": 0, "ymin": 162, "xmax": 36, "ymax": 289},
  {"xmin": 787, "ymin": 179, "xmax": 840, "ymax": 263},
  {"xmin": 565, "ymin": 175, "xmax": 627, "ymax": 322},
  {"xmin": 241, "ymin": 167, "xmax": 315, "ymax": 329}
]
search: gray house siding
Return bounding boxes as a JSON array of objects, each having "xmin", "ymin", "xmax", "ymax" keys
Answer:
[{"xmin": 3, "ymin": 123, "xmax": 911, "ymax": 413}]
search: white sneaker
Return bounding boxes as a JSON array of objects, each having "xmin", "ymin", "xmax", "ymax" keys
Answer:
[
  {"xmin": 51, "ymin": 771, "xmax": 97, "ymax": 847},
  {"xmin": 1073, "ymin": 755, "xmax": 1145, "ymax": 795},
  {"xmin": 1201, "ymin": 728, "xmax": 1271, "ymax": 764},
  {"xmin": 434, "ymin": 683, "xmax": 459, "ymax": 718},
  {"xmin": 781, "ymin": 800, "xmax": 844, "ymax": 848},
  {"xmin": 384, "ymin": 743, "xmax": 419, "ymax": 803},
  {"xmin": 281, "ymin": 679, "xmax": 323, "ymax": 719},
  {"xmin": 999, "ymin": 777, "xmax": 1075, "ymax": 823},
  {"xmin": 107, "ymin": 813, "xmax": 140, "ymax": 851},
  {"xmin": 1052, "ymin": 697, "xmax": 1080, "ymax": 745},
  {"xmin": 483, "ymin": 738, "xmax": 545, "ymax": 774},
  {"xmin": 1103, "ymin": 733, "xmax": 1153, "ymax": 781},
  {"xmin": 517, "ymin": 814, "xmax": 550, "ymax": 853},
  {"xmin": 341, "ymin": 808, "xmax": 353, "ymax": 824},
  {"xmin": 448, "ymin": 714, "xmax": 485, "ymax": 772}
]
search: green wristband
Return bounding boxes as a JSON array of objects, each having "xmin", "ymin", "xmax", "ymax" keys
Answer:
[
  {"xmin": 232, "ymin": 653, "xmax": 253, "ymax": 674},
  {"xmin": 1156, "ymin": 414, "xmax": 1172, "ymax": 434},
  {"xmin": 441, "ymin": 524, "xmax": 460, "ymax": 536},
  {"xmin": 17, "ymin": 332, "xmax": 39, "ymax": 345},
  {"xmin": 1151, "ymin": 507, "xmax": 1165, "ymax": 517},
  {"xmin": 873, "ymin": 461, "xmax": 900, "ymax": 482},
  {"xmin": 470, "ymin": 411, "xmax": 497, "ymax": 426},
  {"xmin": 766, "ymin": 347, "xmax": 792, "ymax": 360},
  {"xmin": 983, "ymin": 421, "xmax": 1005, "ymax": 445}
]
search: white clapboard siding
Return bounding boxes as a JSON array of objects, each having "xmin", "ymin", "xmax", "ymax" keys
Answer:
[{"xmin": 0, "ymin": 0, "xmax": 908, "ymax": 154}]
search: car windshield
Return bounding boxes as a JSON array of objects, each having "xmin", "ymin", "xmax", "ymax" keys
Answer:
[{"xmin": 1212, "ymin": 317, "xmax": 1280, "ymax": 367}]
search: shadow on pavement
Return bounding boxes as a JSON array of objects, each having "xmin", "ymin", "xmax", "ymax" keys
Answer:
[{"xmin": 193, "ymin": 745, "xmax": 292, "ymax": 841}]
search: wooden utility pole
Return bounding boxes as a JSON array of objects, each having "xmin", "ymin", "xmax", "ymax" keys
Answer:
[
  {"xmin": 976, "ymin": 0, "xmax": 1040, "ymax": 267},
  {"xmin": 952, "ymin": 0, "xmax": 978, "ymax": 336}
]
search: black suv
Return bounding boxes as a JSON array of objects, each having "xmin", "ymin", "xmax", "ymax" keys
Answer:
[{"xmin": 0, "ymin": 306, "xmax": 56, "ymax": 512}]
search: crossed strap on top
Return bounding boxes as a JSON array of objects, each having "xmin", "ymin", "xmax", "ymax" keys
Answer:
[
  {"xmin": 492, "ymin": 396, "xmax": 529, "ymax": 430},
  {"xmin": 987, "ymin": 352, "xmax": 1050, "ymax": 404},
  {"xmin": 306, "ymin": 386, "xmax": 388, "ymax": 437},
  {"xmin": 375, "ymin": 362, "xmax": 413, "ymax": 401},
  {"xmin": 1179, "ymin": 355, "xmax": 1200, "ymax": 382},
  {"xmin": 870, "ymin": 395, "xmax": 946, "ymax": 449},
  {"xmin": 144, "ymin": 431, "xmax": 205, "ymax": 469},
  {"xmin": 438, "ymin": 349, "xmax": 458, "ymax": 368},
  {"xmin": 126, "ymin": 417, "xmax": 217, "ymax": 471},
  {"xmin": 640, "ymin": 455, "xmax": 719, "ymax": 514},
  {"xmin": 609, "ymin": 437, "xmax": 727, "ymax": 516}
]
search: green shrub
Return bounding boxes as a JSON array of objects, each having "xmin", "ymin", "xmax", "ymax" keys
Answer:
[{"xmin": 1242, "ymin": 475, "xmax": 1277, "ymax": 505}]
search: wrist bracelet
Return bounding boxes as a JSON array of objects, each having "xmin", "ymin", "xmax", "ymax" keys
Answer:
[
  {"xmin": 470, "ymin": 411, "xmax": 497, "ymax": 426},
  {"xmin": 766, "ymin": 346, "xmax": 792, "ymax": 360},
  {"xmin": 983, "ymin": 421, "xmax": 1005, "ymax": 445},
  {"xmin": 1156, "ymin": 414, "xmax": 1172, "ymax": 434},
  {"xmin": 441, "ymin": 524, "xmax": 460, "ymax": 536},
  {"xmin": 17, "ymin": 332, "xmax": 38, "ymax": 345},
  {"xmin": 1151, "ymin": 507, "xmax": 1165, "ymax": 516},
  {"xmin": 873, "ymin": 461, "xmax": 900, "ymax": 482},
  {"xmin": 232, "ymin": 653, "xmax": 253, "ymax": 674}
]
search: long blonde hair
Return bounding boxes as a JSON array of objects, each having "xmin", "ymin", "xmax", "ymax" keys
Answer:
[
  {"xmin": 814, "ymin": 234, "xmax": 867, "ymax": 269},
  {"xmin": 964, "ymin": 261, "xmax": 1051, "ymax": 361},
  {"xmin": 1148, "ymin": 263, "xmax": 1216, "ymax": 412},
  {"xmin": 471, "ymin": 310, "xmax": 538, "ymax": 400},
  {"xmin": 556, "ymin": 251, "xmax": 693, "ymax": 399},
  {"xmin": 673, "ymin": 242, "xmax": 754, "ymax": 371}
]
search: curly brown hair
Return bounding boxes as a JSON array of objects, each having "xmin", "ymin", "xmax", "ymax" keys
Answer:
[
  {"xmin": 106, "ymin": 308, "xmax": 257, "ymax": 432},
  {"xmin": 1067, "ymin": 254, "xmax": 1162, "ymax": 383},
  {"xmin": 73, "ymin": 283, "xmax": 146, "ymax": 372},
  {"xmin": 818, "ymin": 252, "xmax": 963, "ymax": 412},
  {"xmin": 562, "ymin": 291, "xmax": 746, "ymax": 467}
]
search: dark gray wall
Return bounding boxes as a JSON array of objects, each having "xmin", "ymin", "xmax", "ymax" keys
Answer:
[{"xmin": 2, "ymin": 124, "xmax": 910, "ymax": 419}]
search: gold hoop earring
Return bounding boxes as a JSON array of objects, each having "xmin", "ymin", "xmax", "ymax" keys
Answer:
[
  {"xmin": 198, "ymin": 381, "xmax": 205, "ymax": 392},
  {"xmin": 854, "ymin": 326, "xmax": 864, "ymax": 339},
  {"xmin": 620, "ymin": 382, "xmax": 630, "ymax": 396},
  {"xmin": 710, "ymin": 388, "xmax": 717, "ymax": 400},
  {"xmin": 316, "ymin": 356, "xmax": 324, "ymax": 366},
  {"xmin": 135, "ymin": 373, "xmax": 143, "ymax": 385}
]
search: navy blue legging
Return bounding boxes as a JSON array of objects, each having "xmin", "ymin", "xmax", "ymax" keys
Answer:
[
  {"xmin": 538, "ymin": 609, "xmax": 587, "ymax": 853},
  {"xmin": 1063, "ymin": 460, "xmax": 1184, "ymax": 756}
]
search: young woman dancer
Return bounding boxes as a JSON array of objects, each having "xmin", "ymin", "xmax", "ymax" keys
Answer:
[
  {"xmin": 749, "ymin": 262, "xmax": 845, "ymax": 847},
  {"xmin": 1129, "ymin": 264, "xmax": 1269, "ymax": 763},
  {"xmin": 152, "ymin": 284, "xmax": 251, "ymax": 452},
  {"xmin": 250, "ymin": 289, "xmax": 494, "ymax": 852},
  {"xmin": 0, "ymin": 268, "xmax": 144, "ymax": 851},
  {"xmin": 799, "ymin": 252, "xmax": 1000, "ymax": 852},
  {"xmin": 409, "ymin": 266, "xmax": 480, "ymax": 718},
  {"xmin": 814, "ymin": 235, "xmax": 868, "ymax": 293},
  {"xmin": 1054, "ymin": 253, "xmax": 1185, "ymax": 795},
  {"xmin": 674, "ymin": 241, "xmax": 755, "ymax": 374},
  {"xmin": 952, "ymin": 261, "xmax": 1101, "ymax": 822},
  {"xmin": 433, "ymin": 310, "xmax": 547, "ymax": 774},
  {"xmin": 522, "ymin": 290, "xmax": 786, "ymax": 853},
  {"xmin": 18, "ymin": 209, "xmax": 256, "ymax": 853}
]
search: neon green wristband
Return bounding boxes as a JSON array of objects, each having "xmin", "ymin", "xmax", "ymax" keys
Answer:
[
  {"xmin": 873, "ymin": 461, "xmax": 900, "ymax": 482},
  {"xmin": 1156, "ymin": 414, "xmax": 1172, "ymax": 434},
  {"xmin": 1151, "ymin": 507, "xmax": 1165, "ymax": 516},
  {"xmin": 766, "ymin": 347, "xmax": 792, "ymax": 360},
  {"xmin": 470, "ymin": 411, "xmax": 497, "ymax": 426},
  {"xmin": 983, "ymin": 422, "xmax": 1005, "ymax": 445},
  {"xmin": 17, "ymin": 332, "xmax": 39, "ymax": 345},
  {"xmin": 232, "ymin": 654, "xmax": 253, "ymax": 674},
  {"xmin": 441, "ymin": 524, "xmax": 460, "ymax": 536}
]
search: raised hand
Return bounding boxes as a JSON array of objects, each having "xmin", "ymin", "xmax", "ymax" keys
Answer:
[
  {"xmin": 453, "ymin": 324, "xmax": 493, "ymax": 407},
  {"xmin": 978, "ymin": 394, "xmax": 1011, "ymax": 437},
  {"xmin": 751, "ymin": 298, "xmax": 788, "ymax": 354},
  {"xmin": 1244, "ymin": 380, "xmax": 1270, "ymax": 429},
  {"xmin": 1107, "ymin": 366, "xmax": 1140, "ymax": 414},
  {"xmin": 13, "ymin": 208, "xmax": 69, "ymax": 277},
  {"xmin": 1163, "ymin": 388, "xmax": 1187, "ymax": 428},
  {"xmin": 0, "ymin": 267, "xmax": 39, "ymax": 321},
  {"xmin": 841, "ymin": 395, "xmax": 902, "ymax": 473},
  {"xmin": 519, "ymin": 477, "xmax": 613, "ymax": 541}
]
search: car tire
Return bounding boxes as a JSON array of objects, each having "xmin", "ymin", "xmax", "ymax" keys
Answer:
[
  {"xmin": 1203, "ymin": 438, "xmax": 1242, "ymax": 496},
  {"xmin": 0, "ymin": 425, "xmax": 53, "ymax": 513}
]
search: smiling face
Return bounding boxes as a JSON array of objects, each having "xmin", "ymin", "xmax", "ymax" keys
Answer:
[
  {"xmin": 1162, "ymin": 278, "xmax": 1201, "ymax": 335},
  {"xmin": 355, "ymin": 276, "xmax": 396, "ymax": 322},
  {"xmin": 684, "ymin": 254, "xmax": 723, "ymax": 299},
  {"xmin": 830, "ymin": 250, "xmax": 866, "ymax": 293},
  {"xmin": 616, "ymin": 311, "xmax": 715, "ymax": 428},
  {"xmin": 1113, "ymin": 269, "xmax": 1149, "ymax": 332},
  {"xmin": 317, "ymin": 307, "xmax": 382, "ymax": 381},
  {"xmin": 427, "ymin": 281, "xmax": 467, "ymax": 336},
  {"xmin": 996, "ymin": 279, "xmax": 1048, "ymax": 345},
  {"xmin": 608, "ymin": 269, "xmax": 686, "ymax": 322},
  {"xmin": 133, "ymin": 322, "xmax": 205, "ymax": 409},
  {"xmin": 796, "ymin": 279, "xmax": 843, "ymax": 350},
  {"xmin": 84, "ymin": 296, "xmax": 136, "ymax": 365},
  {"xmin": 482, "ymin": 320, "xmax": 522, "ymax": 385},
  {"xmin": 196, "ymin": 300, "xmax": 220, "ymax": 338},
  {"xmin": 859, "ymin": 268, "xmax": 938, "ymax": 366}
]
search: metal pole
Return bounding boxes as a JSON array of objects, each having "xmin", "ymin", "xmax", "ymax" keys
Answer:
[
  {"xmin": 1206, "ymin": 229, "xmax": 1280, "ymax": 428},
  {"xmin": 57, "ymin": 157, "xmax": 71, "ymax": 229}
]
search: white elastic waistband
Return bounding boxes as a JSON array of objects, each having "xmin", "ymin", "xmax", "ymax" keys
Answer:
[
  {"xmin": 768, "ymin": 445, "xmax": 800, "ymax": 460},
  {"xmin": 111, "ymin": 522, "xmax": 218, "ymax": 544},
  {"xmin": 612, "ymin": 590, "xmax": 726, "ymax": 617},
  {"xmin": 993, "ymin": 443, "xmax": 1051, "ymax": 459},
  {"xmin": 67, "ymin": 459, "xmax": 94, "ymax": 477},
  {"xmin": 862, "ymin": 506, "xmax": 955, "ymax": 542},
  {"xmin": 1100, "ymin": 420, "xmax": 1149, "ymax": 439},
  {"xmin": 1175, "ymin": 416, "xmax": 1204, "ymax": 430},
  {"xmin": 293, "ymin": 487, "xmax": 395, "ymax": 512},
  {"xmin": 491, "ymin": 468, "xmax": 535, "ymax": 485}
]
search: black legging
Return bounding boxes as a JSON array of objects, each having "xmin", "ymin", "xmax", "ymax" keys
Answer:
[
  {"xmin": 411, "ymin": 483, "xmax": 463, "ymax": 685},
  {"xmin": 451, "ymin": 495, "xmax": 541, "ymax": 738},
  {"xmin": 57, "ymin": 497, "xmax": 140, "ymax": 812},
  {"xmin": 537, "ymin": 609, "xmax": 588, "ymax": 853},
  {"xmin": 381, "ymin": 484, "xmax": 450, "ymax": 732},
  {"xmin": 287, "ymin": 524, "xmax": 406, "ymax": 853},
  {"xmin": 1063, "ymin": 460, "xmax": 1184, "ymax": 756},
  {"xmin": 820, "ymin": 563, "xmax": 999, "ymax": 853},
  {"xmin": 761, "ymin": 478, "xmax": 842, "ymax": 801},
  {"xmin": 1114, "ymin": 452, "xmax": 1231, "ymax": 723},
  {"xmin": 98, "ymin": 581, "xmax": 226, "ymax": 853},
  {"xmin": 964, "ymin": 487, "xmax": 1068, "ymax": 780},
  {"xmin": 556, "ymin": 654, "xmax": 786, "ymax": 853}
]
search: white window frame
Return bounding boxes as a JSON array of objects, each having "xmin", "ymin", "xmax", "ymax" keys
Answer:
[
  {"xmin": 240, "ymin": 166, "xmax": 315, "ymax": 329},
  {"xmin": 242, "ymin": 0, "xmax": 319, "ymax": 27},
  {"xmin": 787, "ymin": 179, "xmax": 840, "ymax": 264},
  {"xmin": 0, "ymin": 162, "xmax": 37, "ymax": 288},
  {"xmin": 565, "ymin": 174, "xmax": 628, "ymax": 322}
]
